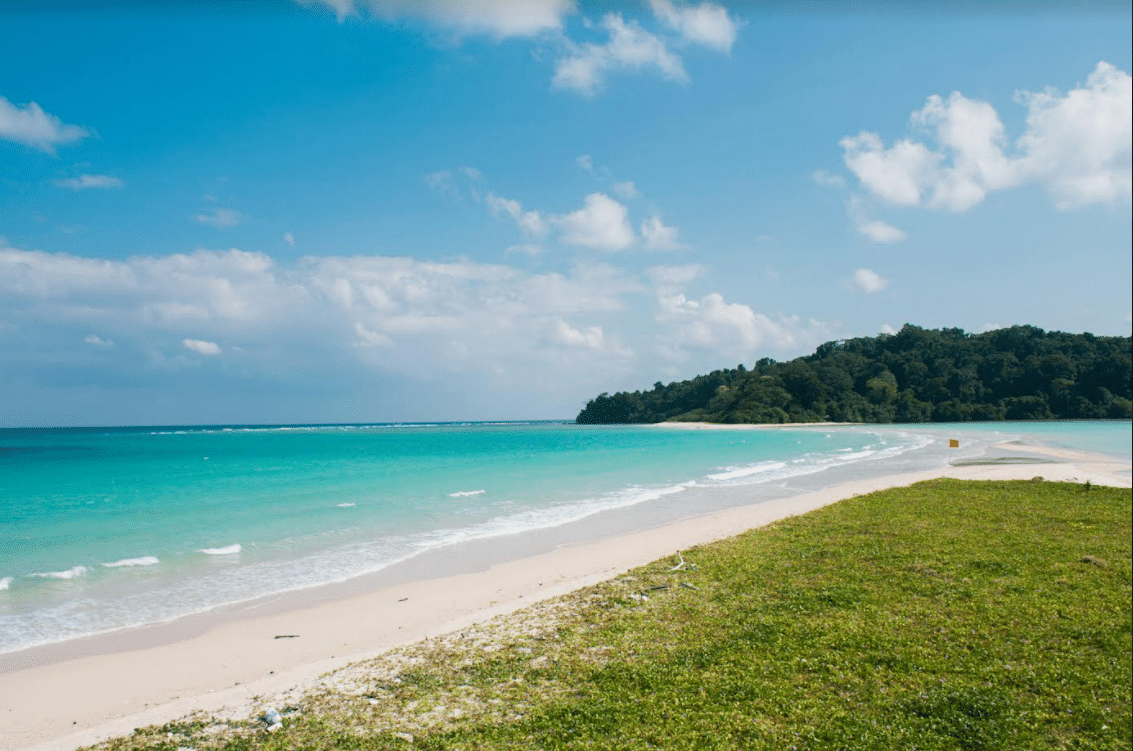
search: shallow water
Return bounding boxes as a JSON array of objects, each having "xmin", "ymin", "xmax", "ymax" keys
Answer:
[{"xmin": 0, "ymin": 420, "xmax": 1126, "ymax": 654}]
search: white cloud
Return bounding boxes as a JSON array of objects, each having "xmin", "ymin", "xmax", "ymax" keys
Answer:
[
  {"xmin": 840, "ymin": 132, "xmax": 941, "ymax": 207},
  {"xmin": 283, "ymin": 232, "xmax": 296, "ymax": 247},
  {"xmin": 183, "ymin": 338, "xmax": 222, "ymax": 356},
  {"xmin": 612, "ymin": 180, "xmax": 641, "ymax": 199},
  {"xmin": 0, "ymin": 95, "xmax": 88, "ymax": 152},
  {"xmin": 647, "ymin": 264, "xmax": 703, "ymax": 289},
  {"xmin": 856, "ymin": 220, "xmax": 907, "ymax": 244},
  {"xmin": 576, "ymin": 154, "xmax": 594, "ymax": 173},
  {"xmin": 353, "ymin": 321, "xmax": 393, "ymax": 347},
  {"xmin": 649, "ymin": 0, "xmax": 737, "ymax": 52},
  {"xmin": 648, "ymin": 267, "xmax": 830, "ymax": 361},
  {"xmin": 640, "ymin": 215, "xmax": 681, "ymax": 250},
  {"xmin": 553, "ymin": 14, "xmax": 687, "ymax": 96},
  {"xmin": 84, "ymin": 334, "xmax": 115, "ymax": 348},
  {"xmin": 1015, "ymin": 61, "xmax": 1132, "ymax": 208},
  {"xmin": 846, "ymin": 196, "xmax": 907, "ymax": 243},
  {"xmin": 192, "ymin": 208, "xmax": 244, "ymax": 228},
  {"xmin": 811, "ymin": 169, "xmax": 845, "ymax": 188},
  {"xmin": 2, "ymin": 239, "xmax": 847, "ymax": 418},
  {"xmin": 55, "ymin": 174, "xmax": 123, "ymax": 190},
  {"xmin": 879, "ymin": 323, "xmax": 897, "ymax": 335},
  {"xmin": 300, "ymin": 0, "xmax": 574, "ymax": 37},
  {"xmin": 851, "ymin": 268, "xmax": 888, "ymax": 294},
  {"xmin": 549, "ymin": 318, "xmax": 605, "ymax": 349},
  {"xmin": 486, "ymin": 192, "xmax": 547, "ymax": 237},
  {"xmin": 555, "ymin": 192, "xmax": 636, "ymax": 250},
  {"xmin": 655, "ymin": 290, "xmax": 827, "ymax": 360},
  {"xmin": 841, "ymin": 61, "xmax": 1131, "ymax": 212}
]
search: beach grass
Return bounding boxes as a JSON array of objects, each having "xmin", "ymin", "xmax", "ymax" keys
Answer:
[{"xmin": 91, "ymin": 479, "xmax": 1131, "ymax": 750}]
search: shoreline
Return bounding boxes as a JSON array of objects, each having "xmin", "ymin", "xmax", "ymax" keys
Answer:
[{"xmin": 3, "ymin": 442, "xmax": 1130, "ymax": 751}]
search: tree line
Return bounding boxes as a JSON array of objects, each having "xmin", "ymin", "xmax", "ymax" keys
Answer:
[{"xmin": 575, "ymin": 325, "xmax": 1132, "ymax": 424}]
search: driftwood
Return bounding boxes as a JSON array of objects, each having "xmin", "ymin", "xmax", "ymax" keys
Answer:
[{"xmin": 274, "ymin": 634, "xmax": 300, "ymax": 639}]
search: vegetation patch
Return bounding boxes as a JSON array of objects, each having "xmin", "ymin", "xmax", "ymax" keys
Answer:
[
  {"xmin": 575, "ymin": 325, "xmax": 1132, "ymax": 423},
  {"xmin": 85, "ymin": 479, "xmax": 1131, "ymax": 750}
]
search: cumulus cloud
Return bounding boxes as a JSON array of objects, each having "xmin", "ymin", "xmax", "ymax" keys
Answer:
[
  {"xmin": 841, "ymin": 62, "xmax": 1131, "ymax": 212},
  {"xmin": 879, "ymin": 323, "xmax": 897, "ymax": 335},
  {"xmin": 486, "ymin": 192, "xmax": 547, "ymax": 237},
  {"xmin": 654, "ymin": 290, "xmax": 827, "ymax": 361},
  {"xmin": 846, "ymin": 196, "xmax": 907, "ymax": 243},
  {"xmin": 0, "ymin": 95, "xmax": 88, "ymax": 152},
  {"xmin": 850, "ymin": 268, "xmax": 888, "ymax": 294},
  {"xmin": 1015, "ymin": 61, "xmax": 1132, "ymax": 208},
  {"xmin": 648, "ymin": 265, "xmax": 830, "ymax": 362},
  {"xmin": 640, "ymin": 215, "xmax": 681, "ymax": 250},
  {"xmin": 549, "ymin": 318, "xmax": 605, "ymax": 349},
  {"xmin": 299, "ymin": 0, "xmax": 574, "ymax": 37},
  {"xmin": 283, "ymin": 232, "xmax": 296, "ymax": 247},
  {"xmin": 553, "ymin": 14, "xmax": 687, "ymax": 96},
  {"xmin": 192, "ymin": 208, "xmax": 244, "ymax": 228},
  {"xmin": 649, "ymin": 0, "xmax": 737, "ymax": 52},
  {"xmin": 84, "ymin": 334, "xmax": 115, "ymax": 348},
  {"xmin": 55, "ymin": 174, "xmax": 123, "ymax": 190},
  {"xmin": 555, "ymin": 192, "xmax": 636, "ymax": 250},
  {"xmin": 856, "ymin": 220, "xmax": 907, "ymax": 244},
  {"xmin": 183, "ymin": 338, "xmax": 222, "ymax": 355}
]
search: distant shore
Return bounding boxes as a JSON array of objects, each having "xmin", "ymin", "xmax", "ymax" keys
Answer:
[
  {"xmin": 3, "ymin": 436, "xmax": 1130, "ymax": 751},
  {"xmin": 652, "ymin": 420, "xmax": 859, "ymax": 429}
]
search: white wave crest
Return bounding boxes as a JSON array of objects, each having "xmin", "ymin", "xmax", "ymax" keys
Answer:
[
  {"xmin": 337, "ymin": 502, "xmax": 356, "ymax": 507},
  {"xmin": 102, "ymin": 557, "xmax": 160, "ymax": 568},
  {"xmin": 198, "ymin": 544, "xmax": 241, "ymax": 555},
  {"xmin": 31, "ymin": 566, "xmax": 88, "ymax": 580},
  {"xmin": 0, "ymin": 577, "xmax": 11, "ymax": 591},
  {"xmin": 707, "ymin": 461, "xmax": 787, "ymax": 481},
  {"xmin": 449, "ymin": 490, "xmax": 486, "ymax": 497}
]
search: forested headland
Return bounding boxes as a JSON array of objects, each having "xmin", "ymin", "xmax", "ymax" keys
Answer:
[{"xmin": 575, "ymin": 325, "xmax": 1132, "ymax": 424}]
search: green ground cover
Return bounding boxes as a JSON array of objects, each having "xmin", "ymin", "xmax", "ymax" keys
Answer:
[{"xmin": 96, "ymin": 479, "xmax": 1131, "ymax": 750}]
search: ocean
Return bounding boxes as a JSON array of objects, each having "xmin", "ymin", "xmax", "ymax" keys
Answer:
[{"xmin": 1, "ymin": 420, "xmax": 1128, "ymax": 656}]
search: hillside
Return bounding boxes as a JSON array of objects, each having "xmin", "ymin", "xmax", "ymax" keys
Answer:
[{"xmin": 575, "ymin": 325, "xmax": 1132, "ymax": 424}]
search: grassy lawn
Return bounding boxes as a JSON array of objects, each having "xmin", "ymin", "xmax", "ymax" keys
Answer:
[{"xmin": 95, "ymin": 479, "xmax": 1131, "ymax": 751}]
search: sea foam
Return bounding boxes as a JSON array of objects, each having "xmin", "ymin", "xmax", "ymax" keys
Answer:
[
  {"xmin": 31, "ymin": 565, "xmax": 88, "ymax": 579},
  {"xmin": 102, "ymin": 556, "xmax": 160, "ymax": 568},
  {"xmin": 0, "ymin": 577, "xmax": 11, "ymax": 591},
  {"xmin": 198, "ymin": 544, "xmax": 241, "ymax": 555},
  {"xmin": 449, "ymin": 489, "xmax": 486, "ymax": 497},
  {"xmin": 707, "ymin": 461, "xmax": 787, "ymax": 481}
]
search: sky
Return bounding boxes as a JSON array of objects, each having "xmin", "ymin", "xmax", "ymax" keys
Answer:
[{"xmin": 1, "ymin": 0, "xmax": 1130, "ymax": 426}]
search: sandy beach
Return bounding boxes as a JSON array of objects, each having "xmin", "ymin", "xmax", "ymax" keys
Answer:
[{"xmin": 3, "ymin": 434, "xmax": 1129, "ymax": 751}]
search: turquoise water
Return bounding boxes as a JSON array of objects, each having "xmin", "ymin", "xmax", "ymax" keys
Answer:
[
  {"xmin": 0, "ymin": 420, "xmax": 1127, "ymax": 654},
  {"xmin": 918, "ymin": 420, "xmax": 1132, "ymax": 462}
]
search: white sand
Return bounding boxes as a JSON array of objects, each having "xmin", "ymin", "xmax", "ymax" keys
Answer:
[{"xmin": 3, "ymin": 441, "xmax": 1129, "ymax": 751}]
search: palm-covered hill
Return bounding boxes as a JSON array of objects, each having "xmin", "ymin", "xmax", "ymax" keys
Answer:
[{"xmin": 575, "ymin": 325, "xmax": 1132, "ymax": 424}]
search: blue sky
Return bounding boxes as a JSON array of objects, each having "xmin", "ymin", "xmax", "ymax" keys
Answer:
[{"xmin": 2, "ymin": 1, "xmax": 1130, "ymax": 426}]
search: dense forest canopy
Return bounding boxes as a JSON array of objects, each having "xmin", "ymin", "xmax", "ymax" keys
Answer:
[{"xmin": 576, "ymin": 325, "xmax": 1133, "ymax": 424}]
